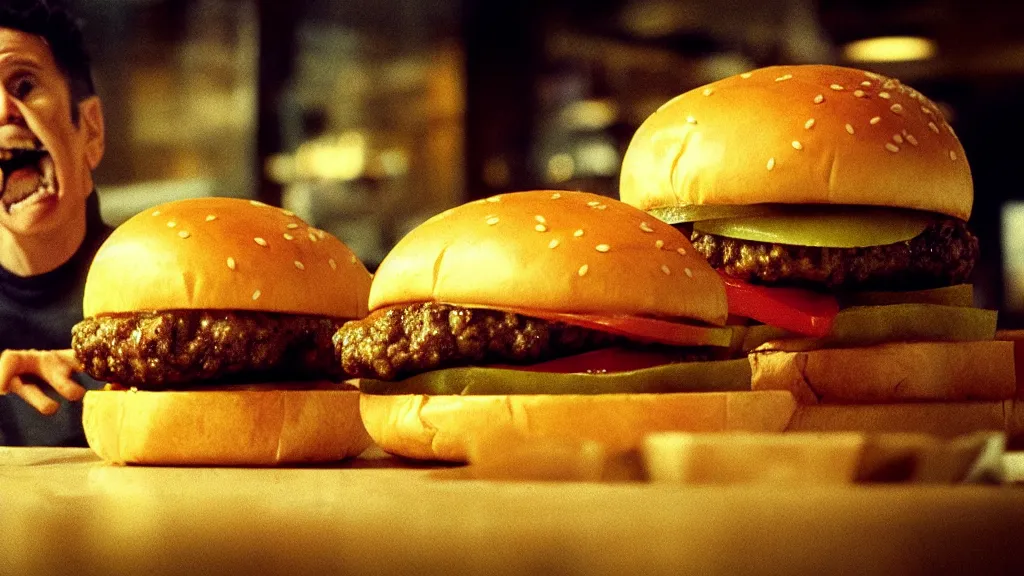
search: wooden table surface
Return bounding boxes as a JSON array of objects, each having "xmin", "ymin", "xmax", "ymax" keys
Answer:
[{"xmin": 2, "ymin": 447, "xmax": 1023, "ymax": 576}]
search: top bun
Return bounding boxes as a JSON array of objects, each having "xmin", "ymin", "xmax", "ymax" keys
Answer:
[
  {"xmin": 620, "ymin": 64, "xmax": 973, "ymax": 221},
  {"xmin": 369, "ymin": 190, "xmax": 728, "ymax": 326},
  {"xmin": 83, "ymin": 197, "xmax": 371, "ymax": 319}
]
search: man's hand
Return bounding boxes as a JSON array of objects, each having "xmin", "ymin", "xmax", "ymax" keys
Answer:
[{"xmin": 0, "ymin": 349, "xmax": 85, "ymax": 415}]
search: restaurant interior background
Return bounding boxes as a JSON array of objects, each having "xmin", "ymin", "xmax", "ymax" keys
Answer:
[{"xmin": 73, "ymin": 0, "xmax": 1024, "ymax": 324}]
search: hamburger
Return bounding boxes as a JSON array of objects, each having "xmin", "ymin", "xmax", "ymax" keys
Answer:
[
  {"xmin": 71, "ymin": 197, "xmax": 373, "ymax": 465},
  {"xmin": 335, "ymin": 190, "xmax": 796, "ymax": 462},
  {"xmin": 619, "ymin": 64, "xmax": 1018, "ymax": 434}
]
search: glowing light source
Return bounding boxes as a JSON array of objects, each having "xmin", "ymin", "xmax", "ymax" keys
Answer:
[{"xmin": 842, "ymin": 36, "xmax": 937, "ymax": 63}]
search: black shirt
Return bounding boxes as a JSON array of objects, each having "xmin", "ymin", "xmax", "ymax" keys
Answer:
[{"xmin": 0, "ymin": 193, "xmax": 113, "ymax": 446}]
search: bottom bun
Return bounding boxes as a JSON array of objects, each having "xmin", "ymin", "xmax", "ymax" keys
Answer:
[
  {"xmin": 359, "ymin": 391, "xmax": 797, "ymax": 462},
  {"xmin": 786, "ymin": 400, "xmax": 1024, "ymax": 440},
  {"xmin": 83, "ymin": 387, "xmax": 372, "ymax": 466},
  {"xmin": 749, "ymin": 340, "xmax": 1016, "ymax": 403}
]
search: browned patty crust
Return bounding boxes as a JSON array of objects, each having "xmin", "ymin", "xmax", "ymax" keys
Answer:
[
  {"xmin": 688, "ymin": 217, "xmax": 978, "ymax": 291},
  {"xmin": 72, "ymin": 310, "xmax": 345, "ymax": 389}
]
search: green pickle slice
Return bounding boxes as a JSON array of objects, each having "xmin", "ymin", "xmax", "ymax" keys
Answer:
[
  {"xmin": 740, "ymin": 303, "xmax": 997, "ymax": 353},
  {"xmin": 359, "ymin": 358, "xmax": 752, "ymax": 396},
  {"xmin": 692, "ymin": 206, "xmax": 934, "ymax": 248}
]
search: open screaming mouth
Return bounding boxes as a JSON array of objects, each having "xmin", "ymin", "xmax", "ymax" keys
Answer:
[{"xmin": 0, "ymin": 146, "xmax": 57, "ymax": 214}]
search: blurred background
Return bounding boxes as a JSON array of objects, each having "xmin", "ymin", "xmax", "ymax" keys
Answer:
[{"xmin": 73, "ymin": 0, "xmax": 1024, "ymax": 324}]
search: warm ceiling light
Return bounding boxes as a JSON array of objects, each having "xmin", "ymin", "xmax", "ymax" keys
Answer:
[{"xmin": 843, "ymin": 36, "xmax": 937, "ymax": 62}]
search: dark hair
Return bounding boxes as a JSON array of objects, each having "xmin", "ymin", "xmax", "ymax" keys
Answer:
[{"xmin": 0, "ymin": 0, "xmax": 95, "ymax": 122}]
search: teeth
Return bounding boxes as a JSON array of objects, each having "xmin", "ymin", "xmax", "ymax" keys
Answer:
[
  {"xmin": 40, "ymin": 155, "xmax": 54, "ymax": 187},
  {"xmin": 6, "ymin": 187, "xmax": 55, "ymax": 214}
]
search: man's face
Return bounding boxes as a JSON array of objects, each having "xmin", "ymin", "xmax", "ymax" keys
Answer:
[{"xmin": 0, "ymin": 27, "xmax": 103, "ymax": 238}]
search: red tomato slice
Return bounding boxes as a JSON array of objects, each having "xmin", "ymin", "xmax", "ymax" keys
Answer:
[
  {"xmin": 488, "ymin": 348, "xmax": 685, "ymax": 374},
  {"xmin": 719, "ymin": 272, "xmax": 838, "ymax": 337},
  {"xmin": 460, "ymin": 304, "xmax": 733, "ymax": 347}
]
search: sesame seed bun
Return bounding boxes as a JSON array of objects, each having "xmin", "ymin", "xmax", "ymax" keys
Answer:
[
  {"xmin": 620, "ymin": 64, "xmax": 973, "ymax": 220},
  {"xmin": 83, "ymin": 197, "xmax": 370, "ymax": 319},
  {"xmin": 82, "ymin": 387, "xmax": 372, "ymax": 465},
  {"xmin": 79, "ymin": 197, "xmax": 373, "ymax": 466},
  {"xmin": 369, "ymin": 190, "xmax": 727, "ymax": 326},
  {"xmin": 359, "ymin": 391, "xmax": 797, "ymax": 462}
]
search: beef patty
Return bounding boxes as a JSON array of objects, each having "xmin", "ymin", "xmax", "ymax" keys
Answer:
[
  {"xmin": 688, "ymin": 217, "xmax": 978, "ymax": 291},
  {"xmin": 332, "ymin": 302, "xmax": 717, "ymax": 382},
  {"xmin": 72, "ymin": 310, "xmax": 345, "ymax": 389}
]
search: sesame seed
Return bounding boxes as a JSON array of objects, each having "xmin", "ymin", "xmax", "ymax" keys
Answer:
[
  {"xmin": 329, "ymin": 258, "xmax": 337, "ymax": 270},
  {"xmin": 885, "ymin": 143, "xmax": 900, "ymax": 153},
  {"xmin": 316, "ymin": 229, "xmax": 326, "ymax": 239},
  {"xmin": 281, "ymin": 209, "xmax": 295, "ymax": 216},
  {"xmin": 639, "ymin": 222, "xmax": 654, "ymax": 233},
  {"xmin": 766, "ymin": 157, "xmax": 776, "ymax": 171},
  {"xmin": 252, "ymin": 289, "xmax": 261, "ymax": 301},
  {"xmin": 535, "ymin": 224, "xmax": 548, "ymax": 232},
  {"xmin": 286, "ymin": 223, "xmax": 299, "ymax": 229},
  {"xmin": 740, "ymin": 72, "xmax": 752, "ymax": 79},
  {"xmin": 350, "ymin": 254, "xmax": 357, "ymax": 264},
  {"xmin": 676, "ymin": 247, "xmax": 687, "ymax": 256},
  {"xmin": 945, "ymin": 124, "xmax": 955, "ymax": 135},
  {"xmin": 804, "ymin": 118, "xmax": 816, "ymax": 129},
  {"xmin": 254, "ymin": 237, "xmax": 268, "ymax": 246},
  {"xmin": 878, "ymin": 92, "xmax": 891, "ymax": 100},
  {"xmin": 813, "ymin": 94, "xmax": 824, "ymax": 104},
  {"xmin": 883, "ymin": 79, "xmax": 896, "ymax": 89},
  {"xmin": 661, "ymin": 265, "xmax": 671, "ymax": 275},
  {"xmin": 928, "ymin": 122, "xmax": 939, "ymax": 133},
  {"xmin": 684, "ymin": 268, "xmax": 694, "ymax": 278},
  {"xmin": 177, "ymin": 230, "xmax": 190, "ymax": 239},
  {"xmin": 550, "ymin": 192, "xmax": 561, "ymax": 199},
  {"xmin": 535, "ymin": 215, "xmax": 547, "ymax": 224},
  {"xmin": 167, "ymin": 221, "xmax": 177, "ymax": 228},
  {"xmin": 893, "ymin": 134, "xmax": 903, "ymax": 144},
  {"xmin": 577, "ymin": 264, "xmax": 589, "ymax": 277},
  {"xmin": 294, "ymin": 261, "xmax": 305, "ymax": 270},
  {"xmin": 921, "ymin": 106, "xmax": 933, "ymax": 115},
  {"xmin": 702, "ymin": 88, "xmax": 714, "ymax": 96},
  {"xmin": 151, "ymin": 210, "xmax": 161, "ymax": 216},
  {"xmin": 655, "ymin": 239, "xmax": 665, "ymax": 249},
  {"xmin": 205, "ymin": 215, "xmax": 216, "ymax": 222},
  {"xmin": 861, "ymin": 80, "xmax": 872, "ymax": 87},
  {"xmin": 890, "ymin": 104, "xmax": 903, "ymax": 114},
  {"xmin": 906, "ymin": 134, "xmax": 919, "ymax": 146},
  {"xmin": 548, "ymin": 239, "xmax": 560, "ymax": 249},
  {"xmin": 574, "ymin": 229, "xmax": 584, "ymax": 237},
  {"xmin": 486, "ymin": 217, "xmax": 500, "ymax": 226},
  {"xmin": 308, "ymin": 232, "xmax": 318, "ymax": 242},
  {"xmin": 595, "ymin": 244, "xmax": 610, "ymax": 253},
  {"xmin": 870, "ymin": 116, "xmax": 881, "ymax": 125},
  {"xmin": 250, "ymin": 200, "xmax": 267, "ymax": 207},
  {"xmin": 949, "ymin": 150, "xmax": 957, "ymax": 161},
  {"xmin": 830, "ymin": 84, "xmax": 844, "ymax": 91},
  {"xmin": 853, "ymin": 90, "xmax": 866, "ymax": 98},
  {"xmin": 845, "ymin": 124, "xmax": 855, "ymax": 135},
  {"xmin": 791, "ymin": 140, "xmax": 803, "ymax": 150},
  {"xmin": 686, "ymin": 116, "xmax": 697, "ymax": 124},
  {"xmin": 775, "ymin": 74, "xmax": 793, "ymax": 82},
  {"xmin": 226, "ymin": 257, "xmax": 236, "ymax": 270},
  {"xmin": 596, "ymin": 205, "xmax": 607, "ymax": 210},
  {"xmin": 486, "ymin": 196, "xmax": 501, "ymax": 203},
  {"xmin": 587, "ymin": 201, "xmax": 600, "ymax": 207},
  {"xmin": 283, "ymin": 233, "xmax": 294, "ymax": 240}
]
